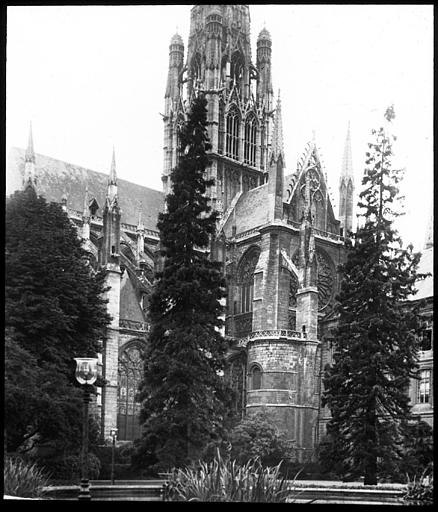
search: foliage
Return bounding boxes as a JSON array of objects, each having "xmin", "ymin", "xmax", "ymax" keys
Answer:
[
  {"xmin": 136, "ymin": 94, "xmax": 232, "ymax": 470},
  {"xmin": 226, "ymin": 411, "xmax": 295, "ymax": 468},
  {"xmin": 4, "ymin": 456, "xmax": 50, "ymax": 498},
  {"xmin": 316, "ymin": 434, "xmax": 348, "ymax": 479},
  {"xmin": 163, "ymin": 449, "xmax": 295, "ymax": 502},
  {"xmin": 40, "ymin": 452, "xmax": 101, "ymax": 482},
  {"xmin": 402, "ymin": 463, "xmax": 434, "ymax": 506},
  {"xmin": 322, "ymin": 106, "xmax": 425, "ymax": 485},
  {"xmin": 5, "ymin": 187, "xmax": 110, "ymax": 453},
  {"xmin": 398, "ymin": 420, "xmax": 434, "ymax": 482}
]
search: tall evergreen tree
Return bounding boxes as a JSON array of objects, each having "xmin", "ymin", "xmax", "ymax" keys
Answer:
[
  {"xmin": 136, "ymin": 94, "xmax": 231, "ymax": 471},
  {"xmin": 322, "ymin": 106, "xmax": 425, "ymax": 485},
  {"xmin": 5, "ymin": 187, "xmax": 111, "ymax": 452}
]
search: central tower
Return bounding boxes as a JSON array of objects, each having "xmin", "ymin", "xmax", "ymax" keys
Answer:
[{"xmin": 162, "ymin": 5, "xmax": 275, "ymax": 216}]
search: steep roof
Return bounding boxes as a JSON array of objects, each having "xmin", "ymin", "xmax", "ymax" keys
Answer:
[
  {"xmin": 7, "ymin": 147, "xmax": 165, "ymax": 231},
  {"xmin": 222, "ymin": 184, "xmax": 269, "ymax": 237}
]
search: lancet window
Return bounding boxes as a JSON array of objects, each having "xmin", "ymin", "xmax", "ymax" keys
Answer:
[
  {"xmin": 250, "ymin": 364, "xmax": 262, "ymax": 390},
  {"xmin": 244, "ymin": 114, "xmax": 257, "ymax": 167},
  {"xmin": 117, "ymin": 344, "xmax": 143, "ymax": 441},
  {"xmin": 237, "ymin": 247, "xmax": 260, "ymax": 314},
  {"xmin": 226, "ymin": 105, "xmax": 240, "ymax": 160}
]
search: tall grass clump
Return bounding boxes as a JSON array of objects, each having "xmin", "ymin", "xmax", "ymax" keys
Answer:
[
  {"xmin": 164, "ymin": 449, "xmax": 300, "ymax": 502},
  {"xmin": 402, "ymin": 464, "xmax": 434, "ymax": 506},
  {"xmin": 4, "ymin": 456, "xmax": 50, "ymax": 498}
]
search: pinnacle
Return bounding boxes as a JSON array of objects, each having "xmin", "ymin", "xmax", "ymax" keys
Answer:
[
  {"xmin": 83, "ymin": 186, "xmax": 90, "ymax": 217},
  {"xmin": 25, "ymin": 121, "xmax": 35, "ymax": 163},
  {"xmin": 341, "ymin": 121, "xmax": 353, "ymax": 178},
  {"xmin": 109, "ymin": 146, "xmax": 117, "ymax": 185},
  {"xmin": 270, "ymin": 91, "xmax": 285, "ymax": 165}
]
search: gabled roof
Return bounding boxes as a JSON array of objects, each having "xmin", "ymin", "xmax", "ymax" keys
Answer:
[{"xmin": 7, "ymin": 147, "xmax": 165, "ymax": 231}]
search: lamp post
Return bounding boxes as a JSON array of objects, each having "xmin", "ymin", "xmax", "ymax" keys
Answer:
[
  {"xmin": 109, "ymin": 427, "xmax": 118, "ymax": 485},
  {"xmin": 74, "ymin": 357, "xmax": 98, "ymax": 501}
]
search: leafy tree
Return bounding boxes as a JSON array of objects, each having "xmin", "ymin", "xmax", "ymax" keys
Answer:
[
  {"xmin": 5, "ymin": 187, "xmax": 110, "ymax": 453},
  {"xmin": 322, "ymin": 106, "xmax": 425, "ymax": 485},
  {"xmin": 227, "ymin": 411, "xmax": 295, "ymax": 467},
  {"xmin": 135, "ymin": 94, "xmax": 232, "ymax": 471}
]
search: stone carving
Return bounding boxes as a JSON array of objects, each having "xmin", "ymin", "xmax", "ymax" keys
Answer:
[
  {"xmin": 237, "ymin": 248, "xmax": 260, "ymax": 284},
  {"xmin": 235, "ymin": 312, "xmax": 252, "ymax": 338},
  {"xmin": 288, "ymin": 309, "xmax": 297, "ymax": 330},
  {"xmin": 292, "ymin": 249, "xmax": 334, "ymax": 311},
  {"xmin": 315, "ymin": 251, "xmax": 334, "ymax": 310},
  {"xmin": 289, "ymin": 273, "xmax": 298, "ymax": 308}
]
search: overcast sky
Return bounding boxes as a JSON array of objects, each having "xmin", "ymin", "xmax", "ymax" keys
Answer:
[{"xmin": 6, "ymin": 4, "xmax": 433, "ymax": 251}]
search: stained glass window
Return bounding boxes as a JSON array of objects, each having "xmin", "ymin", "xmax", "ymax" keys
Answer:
[
  {"xmin": 117, "ymin": 344, "xmax": 144, "ymax": 441},
  {"xmin": 226, "ymin": 105, "xmax": 240, "ymax": 160}
]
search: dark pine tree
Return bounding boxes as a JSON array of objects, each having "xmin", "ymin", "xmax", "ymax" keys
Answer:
[
  {"xmin": 322, "ymin": 106, "xmax": 426, "ymax": 485},
  {"xmin": 135, "ymin": 94, "xmax": 231, "ymax": 471},
  {"xmin": 5, "ymin": 187, "xmax": 111, "ymax": 452}
]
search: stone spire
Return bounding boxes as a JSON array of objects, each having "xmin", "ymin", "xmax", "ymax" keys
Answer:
[
  {"xmin": 83, "ymin": 186, "xmax": 90, "ymax": 218},
  {"xmin": 25, "ymin": 121, "xmax": 35, "ymax": 163},
  {"xmin": 23, "ymin": 122, "xmax": 37, "ymax": 190},
  {"xmin": 82, "ymin": 186, "xmax": 91, "ymax": 240},
  {"xmin": 341, "ymin": 121, "xmax": 353, "ymax": 178},
  {"xmin": 107, "ymin": 146, "xmax": 118, "ymax": 203},
  {"xmin": 267, "ymin": 92, "xmax": 285, "ymax": 222},
  {"xmin": 339, "ymin": 121, "xmax": 354, "ymax": 236},
  {"xmin": 270, "ymin": 91, "xmax": 285, "ymax": 165}
]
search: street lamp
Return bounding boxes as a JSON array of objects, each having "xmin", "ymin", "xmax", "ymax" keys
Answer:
[
  {"xmin": 109, "ymin": 427, "xmax": 118, "ymax": 485},
  {"xmin": 74, "ymin": 357, "xmax": 98, "ymax": 501}
]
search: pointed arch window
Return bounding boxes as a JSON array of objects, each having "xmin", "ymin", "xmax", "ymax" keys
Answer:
[
  {"xmin": 250, "ymin": 364, "xmax": 262, "ymax": 390},
  {"xmin": 117, "ymin": 344, "xmax": 143, "ymax": 441},
  {"xmin": 244, "ymin": 114, "xmax": 257, "ymax": 166},
  {"xmin": 175, "ymin": 116, "xmax": 185, "ymax": 165},
  {"xmin": 191, "ymin": 53, "xmax": 203, "ymax": 89},
  {"xmin": 226, "ymin": 105, "xmax": 240, "ymax": 160},
  {"xmin": 237, "ymin": 248, "xmax": 260, "ymax": 314}
]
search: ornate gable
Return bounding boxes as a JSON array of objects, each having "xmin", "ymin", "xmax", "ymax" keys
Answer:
[{"xmin": 285, "ymin": 142, "xmax": 338, "ymax": 233}]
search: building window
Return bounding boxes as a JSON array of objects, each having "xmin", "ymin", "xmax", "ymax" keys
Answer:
[
  {"xmin": 226, "ymin": 105, "xmax": 240, "ymax": 160},
  {"xmin": 117, "ymin": 344, "xmax": 143, "ymax": 441},
  {"xmin": 419, "ymin": 322, "xmax": 432, "ymax": 351},
  {"xmin": 241, "ymin": 283, "xmax": 253, "ymax": 313},
  {"xmin": 237, "ymin": 248, "xmax": 260, "ymax": 314},
  {"xmin": 251, "ymin": 365, "xmax": 262, "ymax": 390},
  {"xmin": 418, "ymin": 369, "xmax": 431, "ymax": 404},
  {"xmin": 244, "ymin": 115, "xmax": 257, "ymax": 166},
  {"xmin": 175, "ymin": 118, "xmax": 185, "ymax": 164}
]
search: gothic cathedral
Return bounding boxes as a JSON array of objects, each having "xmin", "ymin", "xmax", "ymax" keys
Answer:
[
  {"xmin": 8, "ymin": 4, "xmax": 364, "ymax": 456},
  {"xmin": 161, "ymin": 5, "xmax": 355, "ymax": 460}
]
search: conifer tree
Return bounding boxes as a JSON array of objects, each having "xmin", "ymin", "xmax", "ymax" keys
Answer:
[
  {"xmin": 322, "ymin": 106, "xmax": 425, "ymax": 485},
  {"xmin": 136, "ymin": 94, "xmax": 231, "ymax": 470},
  {"xmin": 5, "ymin": 187, "xmax": 111, "ymax": 452}
]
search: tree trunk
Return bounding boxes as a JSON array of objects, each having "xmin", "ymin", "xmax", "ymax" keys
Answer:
[{"xmin": 364, "ymin": 404, "xmax": 378, "ymax": 485}]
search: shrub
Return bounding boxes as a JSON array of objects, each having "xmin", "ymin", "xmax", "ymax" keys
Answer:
[
  {"xmin": 4, "ymin": 456, "xmax": 50, "ymax": 498},
  {"xmin": 164, "ymin": 449, "xmax": 299, "ymax": 502},
  {"xmin": 227, "ymin": 411, "xmax": 295, "ymax": 469},
  {"xmin": 40, "ymin": 452, "xmax": 101, "ymax": 482}
]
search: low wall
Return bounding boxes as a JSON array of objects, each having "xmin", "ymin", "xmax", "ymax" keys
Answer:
[{"xmin": 41, "ymin": 479, "xmax": 407, "ymax": 503}]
